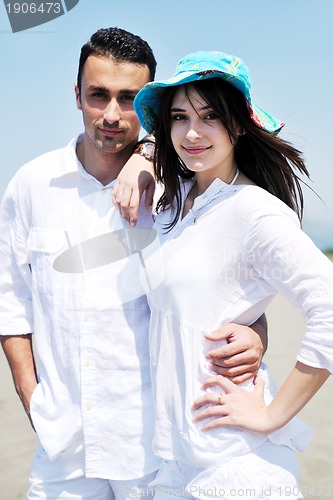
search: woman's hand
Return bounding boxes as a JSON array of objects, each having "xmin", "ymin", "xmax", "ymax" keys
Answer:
[
  {"xmin": 193, "ymin": 362, "xmax": 331, "ymax": 436},
  {"xmin": 192, "ymin": 374, "xmax": 274, "ymax": 434}
]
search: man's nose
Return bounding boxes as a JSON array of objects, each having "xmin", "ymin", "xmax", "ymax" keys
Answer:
[{"xmin": 103, "ymin": 99, "xmax": 121, "ymax": 125}]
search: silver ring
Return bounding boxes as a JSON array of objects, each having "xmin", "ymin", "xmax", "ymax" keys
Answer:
[
  {"xmin": 217, "ymin": 394, "xmax": 223, "ymax": 405},
  {"xmin": 118, "ymin": 191, "xmax": 123, "ymax": 195}
]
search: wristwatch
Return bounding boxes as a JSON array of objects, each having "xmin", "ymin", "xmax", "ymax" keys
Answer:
[{"xmin": 133, "ymin": 141, "xmax": 155, "ymax": 162}]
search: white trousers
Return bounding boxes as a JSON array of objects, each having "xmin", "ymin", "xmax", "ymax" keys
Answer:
[
  {"xmin": 27, "ymin": 438, "xmax": 158, "ymax": 500},
  {"xmin": 150, "ymin": 441, "xmax": 303, "ymax": 500}
]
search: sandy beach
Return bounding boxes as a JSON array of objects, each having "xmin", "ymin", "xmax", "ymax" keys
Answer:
[
  {"xmin": 264, "ymin": 293, "xmax": 333, "ymax": 499},
  {"xmin": 1, "ymin": 291, "xmax": 332, "ymax": 499}
]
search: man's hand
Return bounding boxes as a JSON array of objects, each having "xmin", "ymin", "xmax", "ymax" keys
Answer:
[
  {"xmin": 112, "ymin": 154, "xmax": 155, "ymax": 226},
  {"xmin": 15, "ymin": 374, "xmax": 37, "ymax": 431},
  {"xmin": 1, "ymin": 334, "xmax": 38, "ymax": 431},
  {"xmin": 205, "ymin": 322, "xmax": 265, "ymax": 384}
]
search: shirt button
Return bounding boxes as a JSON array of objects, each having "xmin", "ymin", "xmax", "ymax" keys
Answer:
[
  {"xmin": 86, "ymin": 404, "xmax": 92, "ymax": 412},
  {"xmin": 37, "ymin": 242, "xmax": 43, "ymax": 249},
  {"xmin": 85, "ymin": 360, "xmax": 91, "ymax": 368},
  {"xmin": 83, "ymin": 314, "xmax": 89, "ymax": 322}
]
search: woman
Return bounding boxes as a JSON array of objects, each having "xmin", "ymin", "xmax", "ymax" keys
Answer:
[{"xmin": 133, "ymin": 51, "xmax": 333, "ymax": 499}]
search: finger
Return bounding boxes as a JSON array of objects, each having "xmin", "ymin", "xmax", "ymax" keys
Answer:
[
  {"xmin": 224, "ymin": 372, "xmax": 255, "ymax": 385},
  {"xmin": 112, "ymin": 189, "xmax": 126, "ymax": 215},
  {"xmin": 209, "ymin": 356, "xmax": 257, "ymax": 371},
  {"xmin": 200, "ymin": 416, "xmax": 233, "ymax": 431},
  {"xmin": 112, "ymin": 181, "xmax": 123, "ymax": 206},
  {"xmin": 115, "ymin": 188, "xmax": 131, "ymax": 205},
  {"xmin": 223, "ymin": 372, "xmax": 257, "ymax": 385},
  {"xmin": 204, "ymin": 323, "xmax": 236, "ymax": 342},
  {"xmin": 116, "ymin": 190, "xmax": 133, "ymax": 224},
  {"xmin": 253, "ymin": 375, "xmax": 265, "ymax": 396},
  {"xmin": 191, "ymin": 391, "xmax": 225, "ymax": 410},
  {"xmin": 206, "ymin": 339, "xmax": 255, "ymax": 361},
  {"xmin": 201, "ymin": 375, "xmax": 240, "ymax": 394},
  {"xmin": 192, "ymin": 404, "xmax": 227, "ymax": 423},
  {"xmin": 210, "ymin": 362, "xmax": 257, "ymax": 377},
  {"xmin": 128, "ymin": 189, "xmax": 141, "ymax": 226},
  {"xmin": 144, "ymin": 180, "xmax": 155, "ymax": 213},
  {"xmin": 208, "ymin": 346, "xmax": 257, "ymax": 365}
]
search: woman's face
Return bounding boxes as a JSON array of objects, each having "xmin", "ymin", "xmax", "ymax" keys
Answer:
[{"xmin": 170, "ymin": 85, "xmax": 238, "ymax": 184}]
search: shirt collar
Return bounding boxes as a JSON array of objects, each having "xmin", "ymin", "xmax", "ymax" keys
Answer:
[
  {"xmin": 66, "ymin": 134, "xmax": 115, "ymax": 190},
  {"xmin": 182, "ymin": 176, "xmax": 239, "ymax": 213}
]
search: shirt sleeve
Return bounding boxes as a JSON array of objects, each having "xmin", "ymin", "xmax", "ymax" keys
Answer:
[
  {"xmin": 244, "ymin": 203, "xmax": 333, "ymax": 374},
  {"xmin": 0, "ymin": 176, "xmax": 33, "ymax": 335}
]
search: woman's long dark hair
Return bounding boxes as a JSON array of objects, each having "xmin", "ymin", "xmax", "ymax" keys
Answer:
[{"xmin": 154, "ymin": 78, "xmax": 310, "ymax": 229}]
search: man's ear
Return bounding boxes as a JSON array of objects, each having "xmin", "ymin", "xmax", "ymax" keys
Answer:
[{"xmin": 75, "ymin": 83, "xmax": 82, "ymax": 110}]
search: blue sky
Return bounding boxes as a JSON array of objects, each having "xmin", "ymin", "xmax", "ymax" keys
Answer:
[{"xmin": 0, "ymin": 0, "xmax": 332, "ymax": 249}]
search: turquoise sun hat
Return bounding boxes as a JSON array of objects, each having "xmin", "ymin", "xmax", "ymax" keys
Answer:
[{"xmin": 134, "ymin": 51, "xmax": 284, "ymax": 135}]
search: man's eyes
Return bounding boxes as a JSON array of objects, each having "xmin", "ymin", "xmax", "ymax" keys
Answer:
[
  {"xmin": 120, "ymin": 94, "xmax": 135, "ymax": 101},
  {"xmin": 89, "ymin": 93, "xmax": 135, "ymax": 102},
  {"xmin": 91, "ymin": 92, "xmax": 107, "ymax": 99}
]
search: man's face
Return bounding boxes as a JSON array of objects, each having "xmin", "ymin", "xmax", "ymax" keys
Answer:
[{"xmin": 75, "ymin": 55, "xmax": 150, "ymax": 155}]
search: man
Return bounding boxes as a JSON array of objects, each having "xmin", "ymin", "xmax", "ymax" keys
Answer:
[{"xmin": 0, "ymin": 28, "xmax": 266, "ymax": 499}]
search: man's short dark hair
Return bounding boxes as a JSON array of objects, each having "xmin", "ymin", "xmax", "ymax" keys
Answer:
[{"xmin": 77, "ymin": 27, "xmax": 157, "ymax": 91}]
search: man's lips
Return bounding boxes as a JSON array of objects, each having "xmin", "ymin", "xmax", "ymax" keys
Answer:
[
  {"xmin": 99, "ymin": 128, "xmax": 123, "ymax": 137},
  {"xmin": 182, "ymin": 146, "xmax": 210, "ymax": 155}
]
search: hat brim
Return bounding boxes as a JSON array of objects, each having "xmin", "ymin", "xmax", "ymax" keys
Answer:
[{"xmin": 134, "ymin": 70, "xmax": 284, "ymax": 135}]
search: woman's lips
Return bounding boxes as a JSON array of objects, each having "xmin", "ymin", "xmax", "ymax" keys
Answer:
[{"xmin": 183, "ymin": 146, "xmax": 210, "ymax": 155}]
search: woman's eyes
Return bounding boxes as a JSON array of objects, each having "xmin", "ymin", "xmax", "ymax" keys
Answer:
[
  {"xmin": 205, "ymin": 112, "xmax": 219, "ymax": 120},
  {"xmin": 171, "ymin": 114, "xmax": 186, "ymax": 121},
  {"xmin": 171, "ymin": 112, "xmax": 219, "ymax": 121}
]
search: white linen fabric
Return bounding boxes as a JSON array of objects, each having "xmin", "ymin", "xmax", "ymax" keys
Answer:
[
  {"xmin": 151, "ymin": 441, "xmax": 302, "ymax": 500},
  {"xmin": 141, "ymin": 177, "xmax": 333, "ymax": 468},
  {"xmin": 0, "ymin": 136, "xmax": 160, "ymax": 480},
  {"xmin": 28, "ymin": 432, "xmax": 157, "ymax": 499}
]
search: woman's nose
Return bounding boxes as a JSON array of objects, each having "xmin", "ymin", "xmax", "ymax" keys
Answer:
[{"xmin": 185, "ymin": 127, "xmax": 202, "ymax": 141}]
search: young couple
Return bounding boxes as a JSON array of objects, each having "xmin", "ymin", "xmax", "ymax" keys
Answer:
[{"xmin": 1, "ymin": 27, "xmax": 332, "ymax": 500}]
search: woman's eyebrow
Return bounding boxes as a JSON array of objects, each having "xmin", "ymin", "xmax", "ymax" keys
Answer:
[{"xmin": 171, "ymin": 104, "xmax": 211, "ymax": 112}]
